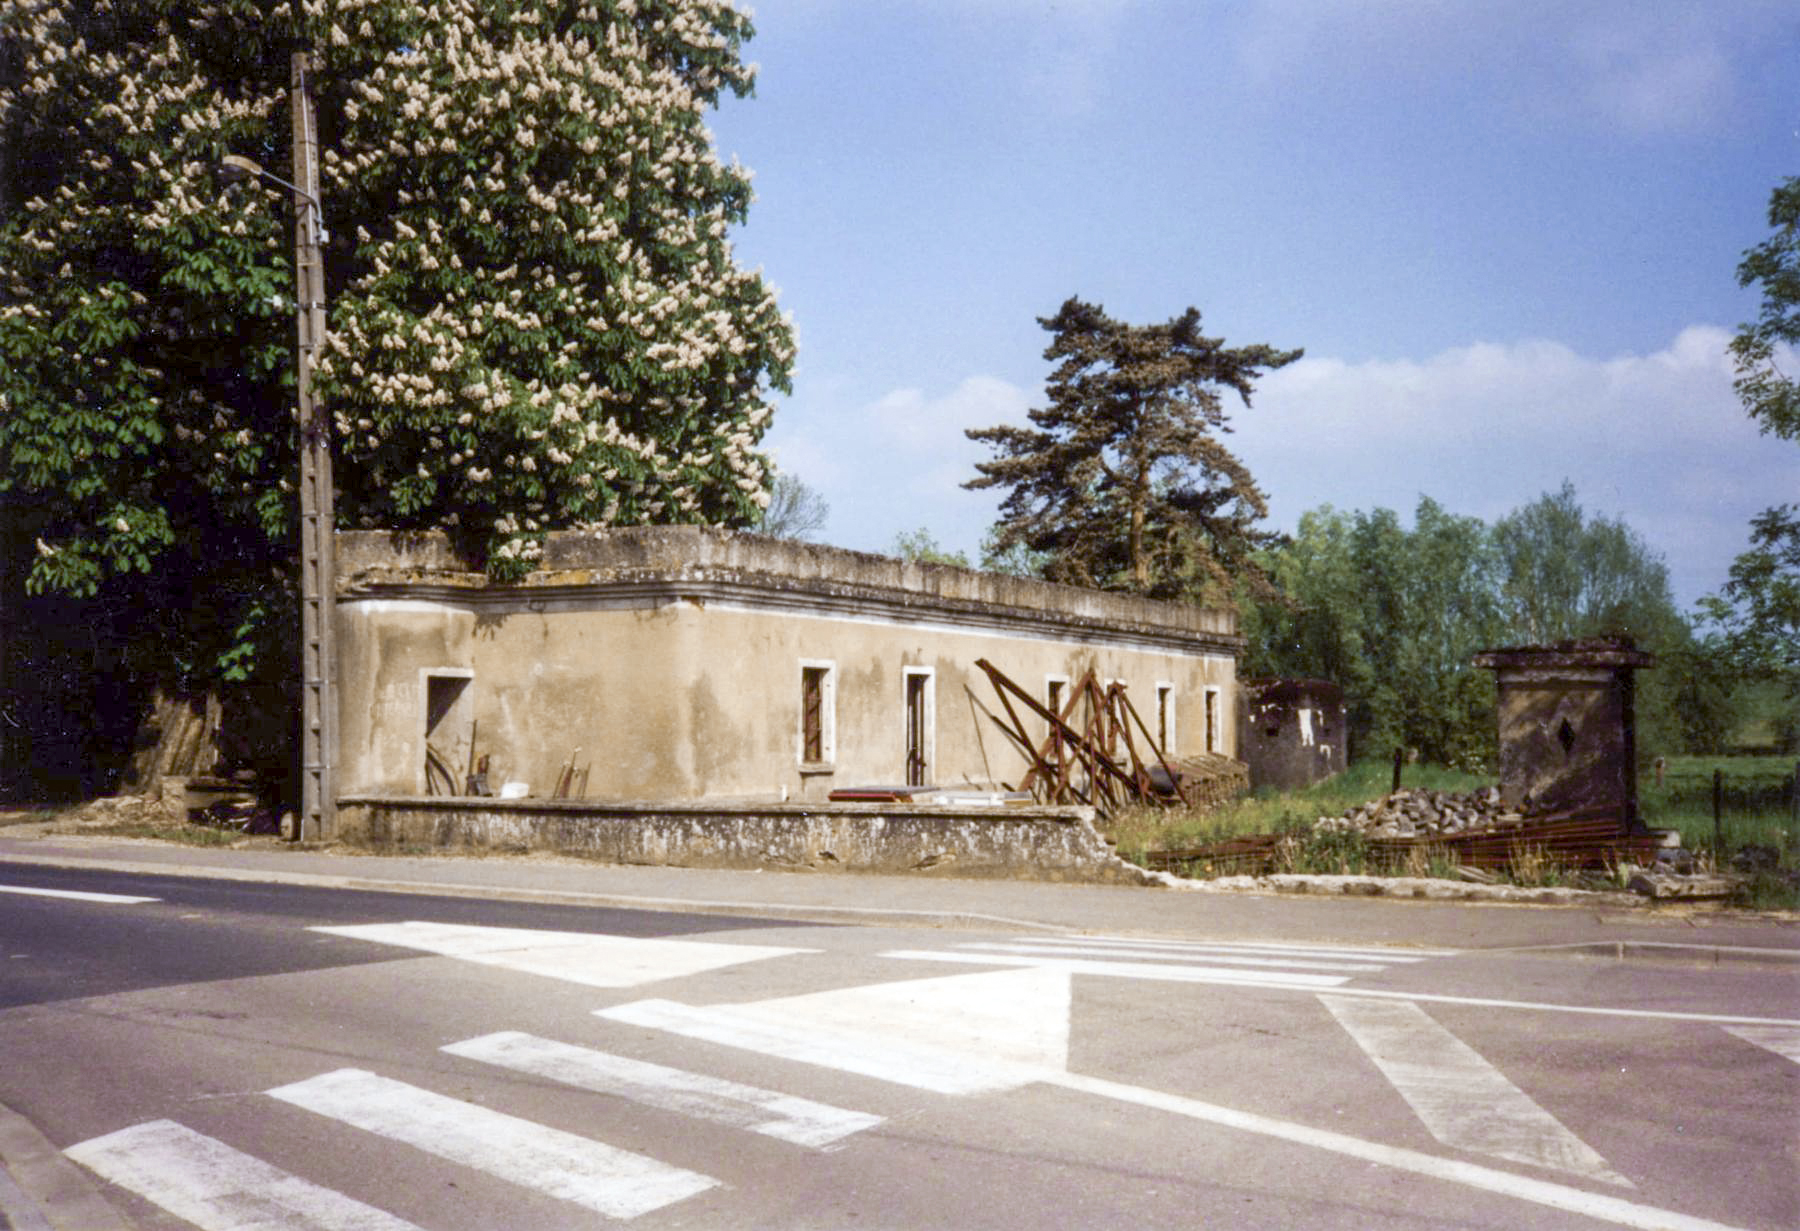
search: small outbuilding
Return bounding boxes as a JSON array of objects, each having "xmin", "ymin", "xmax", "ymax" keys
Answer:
[
  {"xmin": 1473, "ymin": 637, "xmax": 1655, "ymax": 823},
  {"xmin": 1235, "ymin": 678, "xmax": 1347, "ymax": 791}
]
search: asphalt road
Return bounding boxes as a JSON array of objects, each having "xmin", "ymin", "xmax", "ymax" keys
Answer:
[{"xmin": 1, "ymin": 863, "xmax": 1796, "ymax": 1230}]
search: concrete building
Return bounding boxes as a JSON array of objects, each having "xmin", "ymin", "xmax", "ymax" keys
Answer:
[{"xmin": 333, "ymin": 527, "xmax": 1244, "ymax": 806}]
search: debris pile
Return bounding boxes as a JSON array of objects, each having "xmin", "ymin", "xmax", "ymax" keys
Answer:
[{"xmin": 1312, "ymin": 786, "xmax": 1524, "ymax": 839}]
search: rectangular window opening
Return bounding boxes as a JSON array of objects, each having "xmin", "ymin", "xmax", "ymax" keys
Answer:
[
  {"xmin": 798, "ymin": 660, "xmax": 836, "ymax": 769},
  {"xmin": 1045, "ymin": 676, "xmax": 1069, "ymax": 735},
  {"xmin": 421, "ymin": 669, "xmax": 474, "ymax": 795},
  {"xmin": 904, "ymin": 668, "xmax": 935, "ymax": 787},
  {"xmin": 1156, "ymin": 683, "xmax": 1175, "ymax": 753},
  {"xmin": 1204, "ymin": 687, "xmax": 1220, "ymax": 754}
]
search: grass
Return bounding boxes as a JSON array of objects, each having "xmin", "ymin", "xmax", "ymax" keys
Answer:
[
  {"xmin": 1641, "ymin": 755, "xmax": 1799, "ymax": 908},
  {"xmin": 1104, "ymin": 759, "xmax": 1488, "ymax": 868},
  {"xmin": 1111, "ymin": 754, "xmax": 1799, "ymax": 903},
  {"xmin": 69, "ymin": 820, "xmax": 247, "ymax": 847}
]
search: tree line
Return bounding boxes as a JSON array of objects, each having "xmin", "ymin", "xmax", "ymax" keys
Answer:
[{"xmin": 1235, "ymin": 488, "xmax": 1737, "ymax": 769}]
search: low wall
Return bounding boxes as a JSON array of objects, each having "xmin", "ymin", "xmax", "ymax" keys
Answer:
[{"xmin": 335, "ymin": 797, "xmax": 1156, "ymax": 884}]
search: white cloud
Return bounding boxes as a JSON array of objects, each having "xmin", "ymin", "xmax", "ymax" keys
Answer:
[
  {"xmin": 1233, "ymin": 0, "xmax": 1794, "ymax": 135},
  {"xmin": 1235, "ymin": 325, "xmax": 1796, "ymax": 607},
  {"xmin": 762, "ymin": 374, "xmax": 1032, "ymax": 558},
  {"xmin": 765, "ymin": 328, "xmax": 1795, "ymax": 605}
]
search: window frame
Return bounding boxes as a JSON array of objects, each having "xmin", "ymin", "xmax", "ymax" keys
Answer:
[
  {"xmin": 902, "ymin": 665, "xmax": 936, "ymax": 787},
  {"xmin": 797, "ymin": 659, "xmax": 837, "ymax": 770}
]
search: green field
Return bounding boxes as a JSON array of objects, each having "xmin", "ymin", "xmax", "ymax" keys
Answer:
[{"xmin": 1640, "ymin": 755, "xmax": 1798, "ymax": 868}]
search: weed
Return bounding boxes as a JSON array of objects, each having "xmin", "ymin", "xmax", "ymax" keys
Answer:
[
  {"xmin": 1507, "ymin": 841, "xmax": 1572, "ymax": 888},
  {"xmin": 1287, "ymin": 828, "xmax": 1369, "ymax": 876},
  {"xmin": 1740, "ymin": 871, "xmax": 1800, "ymax": 911}
]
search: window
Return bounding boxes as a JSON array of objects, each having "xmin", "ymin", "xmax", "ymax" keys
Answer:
[
  {"xmin": 421, "ymin": 668, "xmax": 474, "ymax": 794},
  {"xmin": 1204, "ymin": 687, "xmax": 1220, "ymax": 754},
  {"xmin": 798, "ymin": 660, "xmax": 836, "ymax": 768},
  {"xmin": 903, "ymin": 667, "xmax": 935, "ymax": 787},
  {"xmin": 1044, "ymin": 675, "xmax": 1069, "ymax": 735},
  {"xmin": 1156, "ymin": 683, "xmax": 1175, "ymax": 752}
]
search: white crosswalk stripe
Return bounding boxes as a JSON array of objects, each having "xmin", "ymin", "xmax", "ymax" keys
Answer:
[
  {"xmin": 879, "ymin": 935, "xmax": 1453, "ymax": 988},
  {"xmin": 1321, "ymin": 994, "xmax": 1632, "ymax": 1186},
  {"xmin": 882, "ymin": 947, "xmax": 1357, "ymax": 987},
  {"xmin": 268, "ymin": 1068, "xmax": 718, "ymax": 1220},
  {"xmin": 957, "ymin": 941, "xmax": 1392, "ymax": 972},
  {"xmin": 65, "ymin": 1119, "xmax": 423, "ymax": 1231},
  {"xmin": 1722, "ymin": 1024, "xmax": 1800, "ymax": 1065},
  {"xmin": 443, "ymin": 1031, "xmax": 883, "ymax": 1148},
  {"xmin": 0, "ymin": 884, "xmax": 159, "ymax": 904},
  {"xmin": 990, "ymin": 936, "xmax": 1456, "ymax": 962},
  {"xmin": 601, "ymin": 966, "xmax": 1073, "ymax": 1096},
  {"xmin": 308, "ymin": 921, "xmax": 811, "ymax": 989}
]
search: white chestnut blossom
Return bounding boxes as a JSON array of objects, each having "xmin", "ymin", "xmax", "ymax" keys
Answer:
[{"xmin": 1, "ymin": 0, "xmax": 793, "ymax": 599}]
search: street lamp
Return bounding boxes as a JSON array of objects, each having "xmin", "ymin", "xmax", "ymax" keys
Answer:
[{"xmin": 221, "ymin": 51, "xmax": 336, "ymax": 842}]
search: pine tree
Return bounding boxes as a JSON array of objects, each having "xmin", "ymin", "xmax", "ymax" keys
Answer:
[{"xmin": 965, "ymin": 297, "xmax": 1299, "ymax": 600}]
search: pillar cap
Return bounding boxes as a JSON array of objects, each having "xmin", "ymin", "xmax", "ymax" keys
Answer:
[{"xmin": 1474, "ymin": 637, "xmax": 1655, "ymax": 671}]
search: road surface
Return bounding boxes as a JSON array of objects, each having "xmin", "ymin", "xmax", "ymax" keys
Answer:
[{"xmin": 1, "ymin": 862, "xmax": 1796, "ymax": 1229}]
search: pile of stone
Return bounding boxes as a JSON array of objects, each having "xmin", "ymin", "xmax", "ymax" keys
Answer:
[{"xmin": 1312, "ymin": 786, "xmax": 1525, "ymax": 840}]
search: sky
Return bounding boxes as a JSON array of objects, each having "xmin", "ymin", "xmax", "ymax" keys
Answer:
[{"xmin": 707, "ymin": 0, "xmax": 1800, "ymax": 611}]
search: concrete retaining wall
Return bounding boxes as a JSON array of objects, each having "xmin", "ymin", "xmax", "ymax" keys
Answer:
[{"xmin": 337, "ymin": 797, "xmax": 1155, "ymax": 884}]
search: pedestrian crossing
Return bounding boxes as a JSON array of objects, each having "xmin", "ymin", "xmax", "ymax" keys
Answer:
[
  {"xmin": 879, "ymin": 933, "xmax": 1457, "ymax": 988},
  {"xmin": 66, "ymin": 1026, "xmax": 882, "ymax": 1229},
  {"xmin": 66, "ymin": 1119, "xmax": 426, "ymax": 1231},
  {"xmin": 58, "ymin": 923, "xmax": 1795, "ymax": 1230},
  {"xmin": 441, "ymin": 1031, "xmax": 882, "ymax": 1149}
]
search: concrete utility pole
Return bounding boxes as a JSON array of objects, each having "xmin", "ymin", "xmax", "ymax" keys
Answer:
[
  {"xmin": 291, "ymin": 50, "xmax": 336, "ymax": 841},
  {"xmin": 219, "ymin": 53, "xmax": 336, "ymax": 840}
]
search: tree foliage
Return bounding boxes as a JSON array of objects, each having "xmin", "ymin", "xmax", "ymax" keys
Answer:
[
  {"xmin": 754, "ymin": 470, "xmax": 829, "ymax": 541},
  {"xmin": 1243, "ymin": 487, "xmax": 1713, "ymax": 767},
  {"xmin": 0, "ymin": 0, "xmax": 793, "ymax": 795},
  {"xmin": 1706, "ymin": 174, "xmax": 1800, "ymax": 749},
  {"xmin": 1730, "ymin": 176, "xmax": 1800, "ymax": 444},
  {"xmin": 1242, "ymin": 498, "xmax": 1502, "ymax": 770},
  {"xmin": 0, "ymin": 0, "xmax": 794, "ymax": 650},
  {"xmin": 1697, "ymin": 506, "xmax": 1800, "ymax": 748},
  {"xmin": 1492, "ymin": 481, "xmax": 1679, "ymax": 645},
  {"xmin": 965, "ymin": 298, "xmax": 1300, "ymax": 601},
  {"xmin": 890, "ymin": 528, "xmax": 970, "ymax": 568}
]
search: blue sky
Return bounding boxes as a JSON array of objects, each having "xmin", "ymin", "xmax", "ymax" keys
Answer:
[{"xmin": 709, "ymin": 1, "xmax": 1800, "ymax": 609}]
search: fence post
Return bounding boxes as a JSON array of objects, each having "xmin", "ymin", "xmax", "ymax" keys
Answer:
[
  {"xmin": 1392, "ymin": 747, "xmax": 1403, "ymax": 794},
  {"xmin": 1712, "ymin": 767, "xmax": 1724, "ymax": 863}
]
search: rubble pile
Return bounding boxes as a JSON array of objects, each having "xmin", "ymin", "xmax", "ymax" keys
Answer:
[{"xmin": 1313, "ymin": 786, "xmax": 1525, "ymax": 839}]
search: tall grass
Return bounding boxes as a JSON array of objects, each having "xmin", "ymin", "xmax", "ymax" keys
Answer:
[
  {"xmin": 1641, "ymin": 756, "xmax": 1799, "ymax": 883},
  {"xmin": 1104, "ymin": 759, "xmax": 1488, "ymax": 864}
]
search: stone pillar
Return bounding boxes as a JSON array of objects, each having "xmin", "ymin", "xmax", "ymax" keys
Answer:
[{"xmin": 1473, "ymin": 638, "xmax": 1655, "ymax": 825}]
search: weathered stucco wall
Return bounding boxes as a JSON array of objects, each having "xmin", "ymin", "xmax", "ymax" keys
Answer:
[
  {"xmin": 336, "ymin": 797, "xmax": 1154, "ymax": 883},
  {"xmin": 1237, "ymin": 678, "xmax": 1347, "ymax": 792},
  {"xmin": 334, "ymin": 527, "xmax": 1242, "ymax": 805}
]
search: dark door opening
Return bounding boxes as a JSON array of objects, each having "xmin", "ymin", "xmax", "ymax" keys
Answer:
[{"xmin": 905, "ymin": 673, "xmax": 929, "ymax": 787}]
